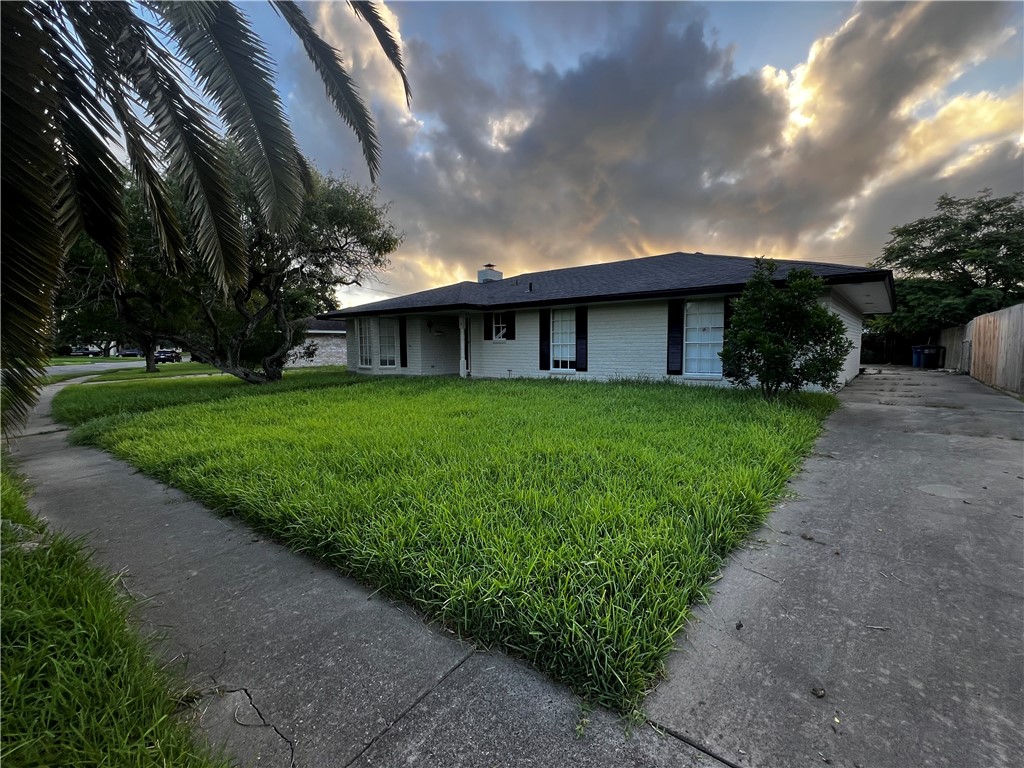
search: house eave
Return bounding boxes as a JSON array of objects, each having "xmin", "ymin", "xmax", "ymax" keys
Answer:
[{"xmin": 328, "ymin": 270, "xmax": 895, "ymax": 318}]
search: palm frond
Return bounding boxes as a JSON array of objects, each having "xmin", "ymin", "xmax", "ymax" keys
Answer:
[
  {"xmin": 296, "ymin": 151, "xmax": 314, "ymax": 196},
  {"xmin": 156, "ymin": 0, "xmax": 304, "ymax": 233},
  {"xmin": 348, "ymin": 1, "xmax": 411, "ymax": 106},
  {"xmin": 65, "ymin": 1, "xmax": 187, "ymax": 274},
  {"xmin": 271, "ymin": 0, "xmax": 382, "ymax": 181},
  {"xmin": 137, "ymin": 57, "xmax": 247, "ymax": 289},
  {"xmin": 0, "ymin": 2, "xmax": 64, "ymax": 432},
  {"xmin": 88, "ymin": 1, "xmax": 247, "ymax": 289},
  {"xmin": 141, "ymin": 0, "xmax": 215, "ymax": 30},
  {"xmin": 53, "ymin": 59, "xmax": 129, "ymax": 272}
]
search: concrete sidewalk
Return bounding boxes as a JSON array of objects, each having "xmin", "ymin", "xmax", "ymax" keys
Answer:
[
  {"xmin": 8, "ymin": 382, "xmax": 716, "ymax": 768},
  {"xmin": 647, "ymin": 368, "xmax": 1023, "ymax": 767}
]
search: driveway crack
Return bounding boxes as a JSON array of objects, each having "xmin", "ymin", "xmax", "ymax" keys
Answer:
[
  {"xmin": 647, "ymin": 717, "xmax": 745, "ymax": 768},
  {"xmin": 201, "ymin": 684, "xmax": 296, "ymax": 768},
  {"xmin": 342, "ymin": 648, "xmax": 475, "ymax": 768}
]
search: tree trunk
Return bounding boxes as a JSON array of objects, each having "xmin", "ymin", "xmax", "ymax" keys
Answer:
[
  {"xmin": 144, "ymin": 341, "xmax": 158, "ymax": 373},
  {"xmin": 213, "ymin": 362, "xmax": 269, "ymax": 384}
]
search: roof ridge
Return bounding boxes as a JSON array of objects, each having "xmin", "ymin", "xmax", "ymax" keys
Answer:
[
  {"xmin": 335, "ymin": 250, "xmax": 892, "ymax": 316},
  {"xmin": 495, "ymin": 250, "xmax": 876, "ymax": 283}
]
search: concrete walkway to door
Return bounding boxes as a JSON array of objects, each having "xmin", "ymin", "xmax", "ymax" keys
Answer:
[{"xmin": 646, "ymin": 367, "xmax": 1024, "ymax": 768}]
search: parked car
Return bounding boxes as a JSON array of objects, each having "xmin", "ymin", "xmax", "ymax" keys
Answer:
[
  {"xmin": 155, "ymin": 349, "xmax": 182, "ymax": 363},
  {"xmin": 69, "ymin": 346, "xmax": 99, "ymax": 357},
  {"xmin": 117, "ymin": 348, "xmax": 143, "ymax": 357}
]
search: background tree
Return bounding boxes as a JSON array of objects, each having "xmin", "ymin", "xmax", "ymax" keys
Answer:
[
  {"xmin": 870, "ymin": 190, "xmax": 1024, "ymax": 337},
  {"xmin": 720, "ymin": 258, "xmax": 853, "ymax": 398},
  {"xmin": 81, "ymin": 154, "xmax": 401, "ymax": 383},
  {"xmin": 1, "ymin": 0, "xmax": 408, "ymax": 431},
  {"xmin": 53, "ymin": 238, "xmax": 126, "ymax": 357}
]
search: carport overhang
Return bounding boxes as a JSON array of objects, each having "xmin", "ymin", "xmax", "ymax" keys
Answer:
[{"xmin": 828, "ymin": 271, "xmax": 896, "ymax": 315}]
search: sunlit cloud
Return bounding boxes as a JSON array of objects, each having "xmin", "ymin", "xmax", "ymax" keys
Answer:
[
  {"xmin": 487, "ymin": 110, "xmax": 532, "ymax": 152},
  {"xmin": 313, "ymin": 1, "xmax": 410, "ymax": 114},
  {"xmin": 289, "ymin": 1, "xmax": 1022, "ymax": 305}
]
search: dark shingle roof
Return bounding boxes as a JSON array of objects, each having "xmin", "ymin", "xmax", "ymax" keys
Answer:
[{"xmin": 330, "ymin": 251, "xmax": 892, "ymax": 317}]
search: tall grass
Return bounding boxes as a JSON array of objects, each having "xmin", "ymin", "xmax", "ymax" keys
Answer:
[
  {"xmin": 0, "ymin": 467, "xmax": 230, "ymax": 767},
  {"xmin": 58, "ymin": 375, "xmax": 834, "ymax": 713},
  {"xmin": 52, "ymin": 367, "xmax": 359, "ymax": 438}
]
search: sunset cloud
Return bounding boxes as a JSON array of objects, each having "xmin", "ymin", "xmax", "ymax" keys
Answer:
[{"xmin": 281, "ymin": 1, "xmax": 1023, "ymax": 307}]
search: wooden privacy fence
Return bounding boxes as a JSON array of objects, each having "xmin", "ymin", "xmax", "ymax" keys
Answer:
[
  {"xmin": 938, "ymin": 325, "xmax": 969, "ymax": 371},
  {"xmin": 942, "ymin": 303, "xmax": 1024, "ymax": 395}
]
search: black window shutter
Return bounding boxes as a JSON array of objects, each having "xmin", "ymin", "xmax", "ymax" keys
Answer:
[
  {"xmin": 539, "ymin": 309, "xmax": 550, "ymax": 370},
  {"xmin": 398, "ymin": 316, "xmax": 408, "ymax": 368},
  {"xmin": 483, "ymin": 312, "xmax": 493, "ymax": 341},
  {"xmin": 575, "ymin": 306, "xmax": 588, "ymax": 372},
  {"xmin": 506, "ymin": 312, "xmax": 516, "ymax": 340},
  {"xmin": 722, "ymin": 297, "xmax": 738, "ymax": 379},
  {"xmin": 667, "ymin": 299, "xmax": 683, "ymax": 375}
]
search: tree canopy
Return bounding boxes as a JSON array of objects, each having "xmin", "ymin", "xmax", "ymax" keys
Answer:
[
  {"xmin": 720, "ymin": 258, "xmax": 853, "ymax": 398},
  {"xmin": 57, "ymin": 153, "xmax": 400, "ymax": 383},
  {"xmin": 1, "ymin": 0, "xmax": 407, "ymax": 431},
  {"xmin": 870, "ymin": 191, "xmax": 1024, "ymax": 335}
]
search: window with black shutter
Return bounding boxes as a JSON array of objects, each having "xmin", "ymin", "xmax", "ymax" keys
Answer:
[
  {"xmin": 575, "ymin": 306, "xmax": 588, "ymax": 372},
  {"xmin": 551, "ymin": 308, "xmax": 576, "ymax": 369},
  {"xmin": 539, "ymin": 309, "xmax": 550, "ymax": 370},
  {"xmin": 667, "ymin": 299, "xmax": 683, "ymax": 375},
  {"xmin": 398, "ymin": 316, "xmax": 408, "ymax": 368}
]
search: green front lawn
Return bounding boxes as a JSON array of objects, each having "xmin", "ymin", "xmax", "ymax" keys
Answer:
[
  {"xmin": 54, "ymin": 375, "xmax": 834, "ymax": 713},
  {"xmin": 47, "ymin": 356, "xmax": 126, "ymax": 365},
  {"xmin": 0, "ymin": 467, "xmax": 229, "ymax": 767},
  {"xmin": 43, "ymin": 372, "xmax": 95, "ymax": 385},
  {"xmin": 86, "ymin": 362, "xmax": 224, "ymax": 382}
]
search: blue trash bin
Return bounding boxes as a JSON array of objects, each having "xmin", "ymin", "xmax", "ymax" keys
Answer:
[{"xmin": 911, "ymin": 346, "xmax": 923, "ymax": 367}]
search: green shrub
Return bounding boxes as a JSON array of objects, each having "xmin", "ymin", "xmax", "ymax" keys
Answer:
[{"xmin": 721, "ymin": 257, "xmax": 853, "ymax": 398}]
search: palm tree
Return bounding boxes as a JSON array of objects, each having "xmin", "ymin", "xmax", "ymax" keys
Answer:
[{"xmin": 0, "ymin": 0, "xmax": 409, "ymax": 430}]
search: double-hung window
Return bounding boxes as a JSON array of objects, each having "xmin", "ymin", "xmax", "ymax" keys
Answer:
[
  {"xmin": 683, "ymin": 300, "xmax": 724, "ymax": 375},
  {"xmin": 378, "ymin": 318, "xmax": 398, "ymax": 367},
  {"xmin": 358, "ymin": 319, "xmax": 372, "ymax": 368},
  {"xmin": 492, "ymin": 312, "xmax": 507, "ymax": 340},
  {"xmin": 551, "ymin": 308, "xmax": 576, "ymax": 370}
]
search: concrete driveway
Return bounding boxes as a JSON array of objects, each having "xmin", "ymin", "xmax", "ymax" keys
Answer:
[{"xmin": 646, "ymin": 368, "xmax": 1023, "ymax": 768}]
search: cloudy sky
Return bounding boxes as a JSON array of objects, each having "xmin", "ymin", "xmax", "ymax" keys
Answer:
[{"xmin": 249, "ymin": 1, "xmax": 1023, "ymax": 307}]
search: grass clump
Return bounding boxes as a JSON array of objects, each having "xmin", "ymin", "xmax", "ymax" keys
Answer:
[
  {"xmin": 59, "ymin": 375, "xmax": 834, "ymax": 714},
  {"xmin": 0, "ymin": 467, "xmax": 230, "ymax": 767},
  {"xmin": 86, "ymin": 362, "xmax": 224, "ymax": 382},
  {"xmin": 43, "ymin": 372, "xmax": 98, "ymax": 385},
  {"xmin": 46, "ymin": 356, "xmax": 111, "ymax": 366},
  {"xmin": 53, "ymin": 366, "xmax": 353, "ymax": 428}
]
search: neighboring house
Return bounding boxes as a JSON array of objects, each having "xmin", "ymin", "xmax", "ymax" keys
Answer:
[
  {"xmin": 291, "ymin": 317, "xmax": 347, "ymax": 367},
  {"xmin": 328, "ymin": 252, "xmax": 894, "ymax": 388}
]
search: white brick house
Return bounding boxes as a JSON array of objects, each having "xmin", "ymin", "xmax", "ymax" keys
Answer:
[
  {"xmin": 289, "ymin": 318, "xmax": 347, "ymax": 368},
  {"xmin": 330, "ymin": 252, "xmax": 894, "ymax": 388}
]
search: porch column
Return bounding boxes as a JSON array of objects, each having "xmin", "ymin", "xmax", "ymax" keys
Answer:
[{"xmin": 459, "ymin": 313, "xmax": 467, "ymax": 377}]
